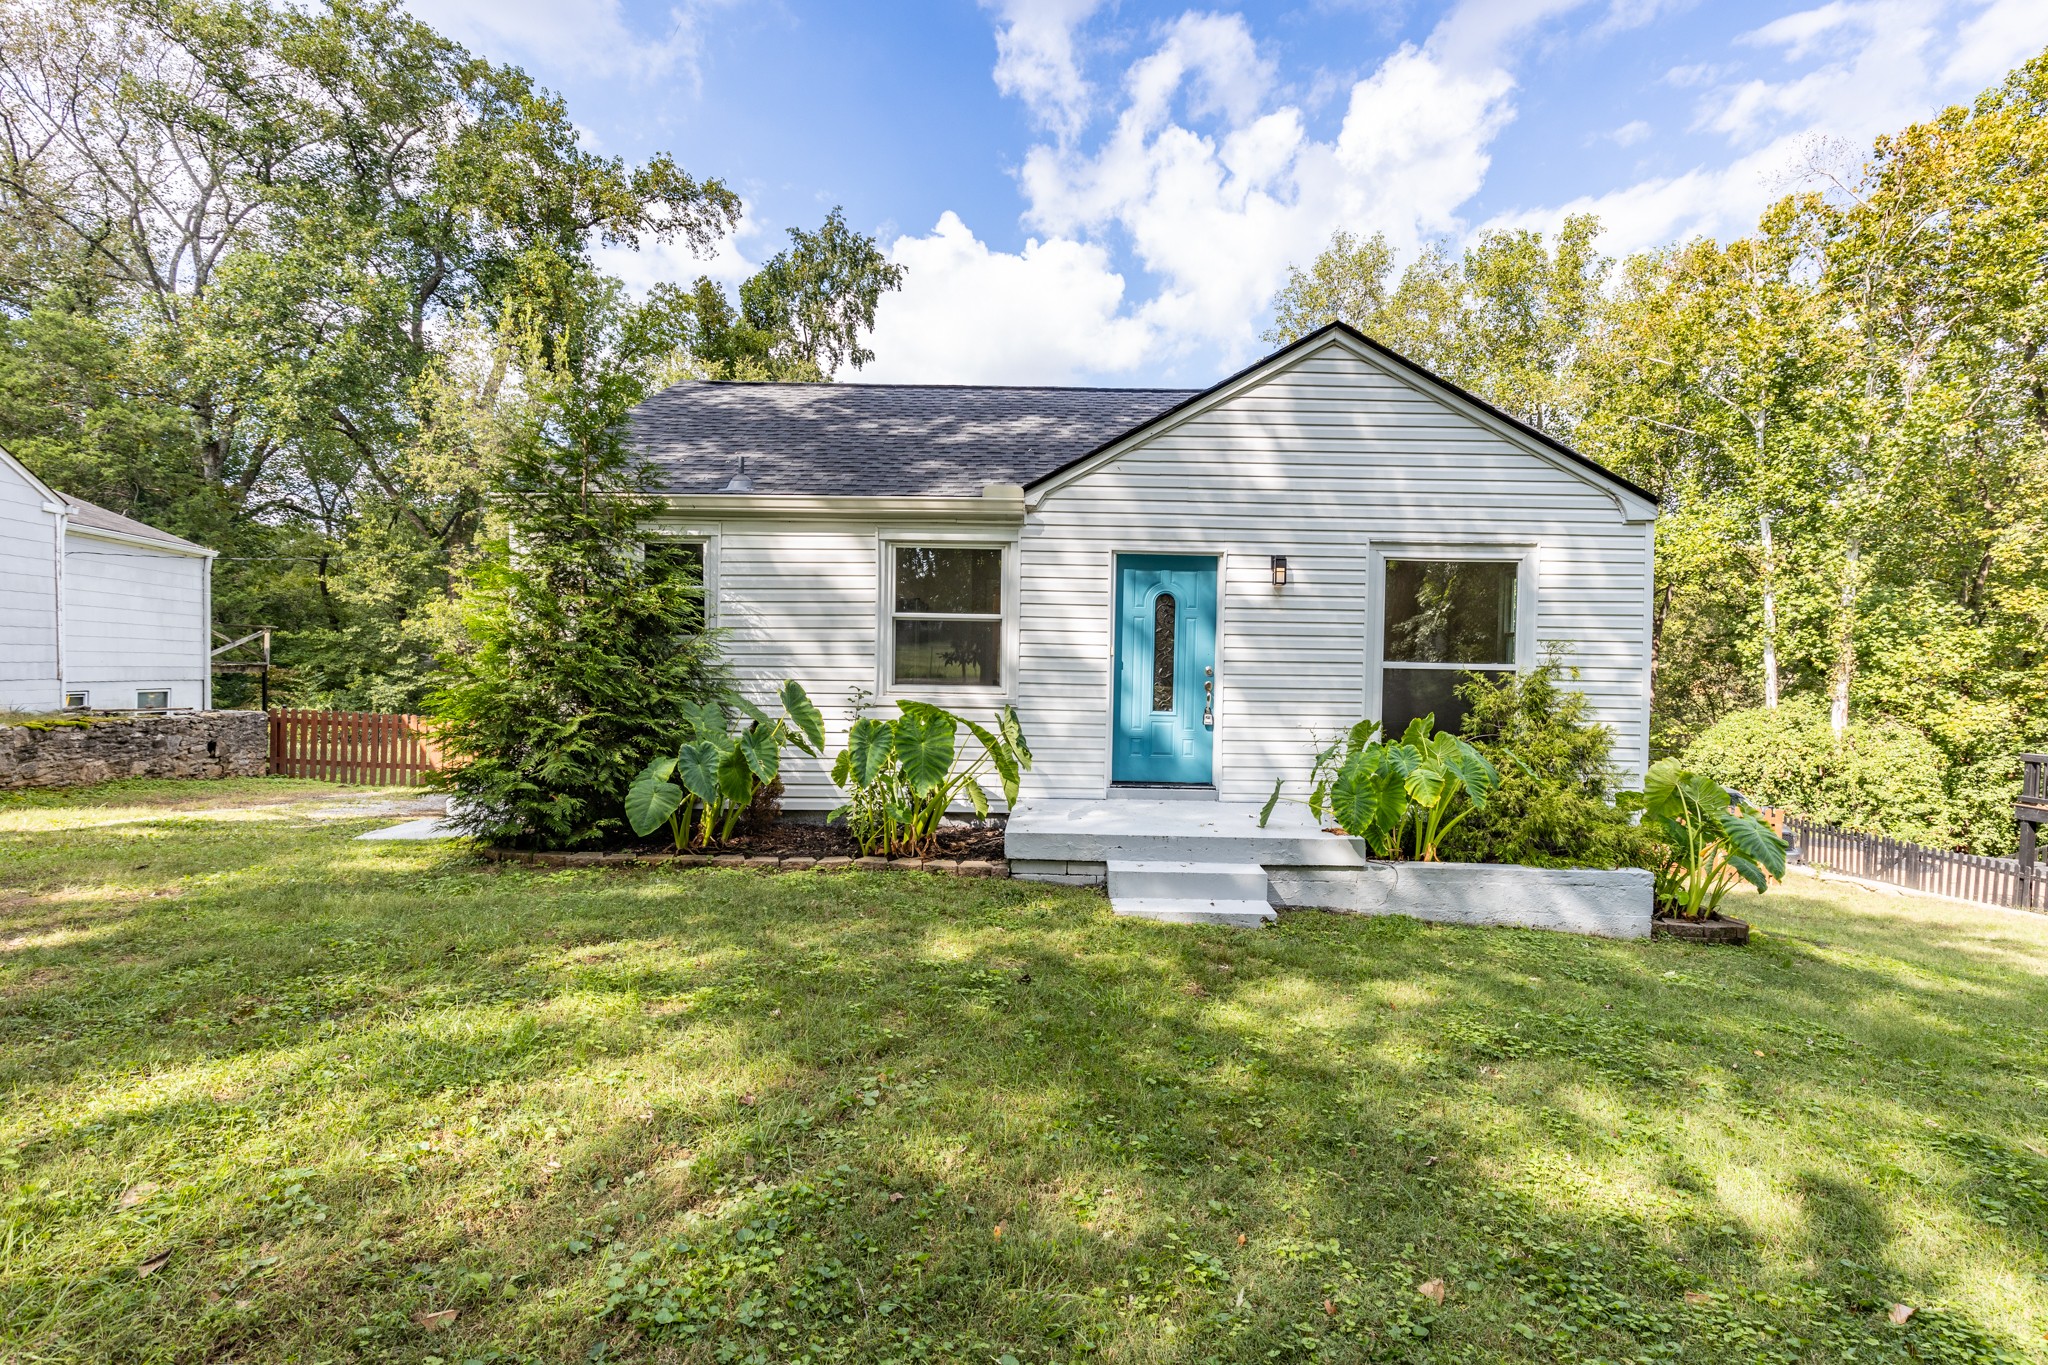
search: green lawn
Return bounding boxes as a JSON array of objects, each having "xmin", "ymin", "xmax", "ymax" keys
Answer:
[{"xmin": 2, "ymin": 781, "xmax": 2045, "ymax": 1364}]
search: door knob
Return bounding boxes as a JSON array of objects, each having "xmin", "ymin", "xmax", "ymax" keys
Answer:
[{"xmin": 1202, "ymin": 675, "xmax": 1214, "ymax": 728}]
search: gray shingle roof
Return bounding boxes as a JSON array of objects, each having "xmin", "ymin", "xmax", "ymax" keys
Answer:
[
  {"xmin": 631, "ymin": 382, "xmax": 1199, "ymax": 497},
  {"xmin": 60, "ymin": 493, "xmax": 208, "ymax": 552}
]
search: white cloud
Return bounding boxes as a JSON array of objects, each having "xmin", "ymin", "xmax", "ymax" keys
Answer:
[
  {"xmin": 860, "ymin": 212, "xmax": 1150, "ymax": 383},
  {"xmin": 1490, "ymin": 0, "xmax": 2047, "ymax": 256},
  {"xmin": 870, "ymin": 0, "xmax": 2046, "ymax": 384},
  {"xmin": 403, "ymin": 0, "xmax": 734, "ymax": 84},
  {"xmin": 869, "ymin": 4, "xmax": 1533, "ymax": 381},
  {"xmin": 1943, "ymin": 0, "xmax": 2048, "ymax": 87},
  {"xmin": 984, "ymin": 0, "xmax": 1108, "ymax": 141}
]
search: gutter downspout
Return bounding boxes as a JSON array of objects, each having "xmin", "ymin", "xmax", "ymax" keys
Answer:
[{"xmin": 41, "ymin": 498, "xmax": 66, "ymax": 706}]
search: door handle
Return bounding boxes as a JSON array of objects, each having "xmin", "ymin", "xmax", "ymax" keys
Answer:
[{"xmin": 1202, "ymin": 669, "xmax": 1214, "ymax": 728}]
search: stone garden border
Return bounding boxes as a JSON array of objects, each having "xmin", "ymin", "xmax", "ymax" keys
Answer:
[{"xmin": 476, "ymin": 847, "xmax": 1009, "ymax": 878}]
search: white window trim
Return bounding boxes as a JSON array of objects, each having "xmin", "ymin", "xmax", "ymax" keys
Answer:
[
  {"xmin": 638, "ymin": 527, "xmax": 720, "ymax": 627},
  {"xmin": 1364, "ymin": 541, "xmax": 1538, "ymax": 726},
  {"xmin": 64, "ymin": 690, "xmax": 88, "ymax": 709},
  {"xmin": 136, "ymin": 689, "xmax": 170, "ymax": 710},
  {"xmin": 876, "ymin": 531, "xmax": 1019, "ymax": 702}
]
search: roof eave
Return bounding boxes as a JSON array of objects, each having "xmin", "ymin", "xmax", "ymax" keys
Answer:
[{"xmin": 650, "ymin": 487, "xmax": 1028, "ymax": 524}]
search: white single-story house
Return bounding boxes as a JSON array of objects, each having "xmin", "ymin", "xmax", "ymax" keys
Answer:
[
  {"xmin": 0, "ymin": 447, "xmax": 215, "ymax": 712},
  {"xmin": 631, "ymin": 323, "xmax": 1658, "ymax": 824}
]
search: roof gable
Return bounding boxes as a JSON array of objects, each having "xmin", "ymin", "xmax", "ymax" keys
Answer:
[{"xmin": 1023, "ymin": 323, "xmax": 1659, "ymax": 517}]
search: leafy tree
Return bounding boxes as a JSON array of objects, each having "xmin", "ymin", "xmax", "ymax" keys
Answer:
[
  {"xmin": 668, "ymin": 207, "xmax": 906, "ymax": 380},
  {"xmin": 429, "ymin": 270, "xmax": 726, "ymax": 849}
]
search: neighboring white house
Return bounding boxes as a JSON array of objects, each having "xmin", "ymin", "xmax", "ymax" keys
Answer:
[
  {"xmin": 629, "ymin": 323, "xmax": 1658, "ymax": 812},
  {"xmin": 0, "ymin": 447, "xmax": 214, "ymax": 712}
]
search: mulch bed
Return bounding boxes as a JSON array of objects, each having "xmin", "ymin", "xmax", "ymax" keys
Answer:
[{"xmin": 480, "ymin": 817, "xmax": 1011, "ymax": 876}]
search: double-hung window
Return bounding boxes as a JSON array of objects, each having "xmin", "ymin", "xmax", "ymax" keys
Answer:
[
  {"xmin": 1379, "ymin": 558, "xmax": 1520, "ymax": 736},
  {"xmin": 889, "ymin": 545, "xmax": 1004, "ymax": 688}
]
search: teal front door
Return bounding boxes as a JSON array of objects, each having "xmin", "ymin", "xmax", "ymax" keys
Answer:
[{"xmin": 1113, "ymin": 554, "xmax": 1217, "ymax": 785}]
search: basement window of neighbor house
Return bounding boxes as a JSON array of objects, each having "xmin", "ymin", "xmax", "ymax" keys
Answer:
[
  {"xmin": 891, "ymin": 545, "xmax": 1003, "ymax": 687},
  {"xmin": 1381, "ymin": 558, "xmax": 1518, "ymax": 737},
  {"xmin": 136, "ymin": 690, "xmax": 170, "ymax": 710}
]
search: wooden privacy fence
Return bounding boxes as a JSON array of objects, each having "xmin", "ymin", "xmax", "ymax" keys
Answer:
[
  {"xmin": 1785, "ymin": 814, "xmax": 2041, "ymax": 912},
  {"xmin": 269, "ymin": 710, "xmax": 444, "ymax": 785}
]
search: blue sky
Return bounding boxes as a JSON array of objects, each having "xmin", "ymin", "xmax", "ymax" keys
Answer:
[{"xmin": 408, "ymin": 0, "xmax": 2044, "ymax": 386}]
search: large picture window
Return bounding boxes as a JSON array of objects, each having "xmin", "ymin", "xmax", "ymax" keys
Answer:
[
  {"xmin": 891, "ymin": 545, "xmax": 1003, "ymax": 687},
  {"xmin": 1380, "ymin": 558, "xmax": 1518, "ymax": 736}
]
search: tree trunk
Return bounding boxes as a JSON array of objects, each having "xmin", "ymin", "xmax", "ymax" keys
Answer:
[
  {"xmin": 1830, "ymin": 543, "xmax": 1858, "ymax": 737},
  {"xmin": 1759, "ymin": 512, "xmax": 1780, "ymax": 710}
]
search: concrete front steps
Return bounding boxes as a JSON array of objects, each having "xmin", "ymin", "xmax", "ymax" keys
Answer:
[
  {"xmin": 1007, "ymin": 797, "xmax": 1360, "ymax": 927},
  {"xmin": 1105, "ymin": 859, "xmax": 1277, "ymax": 927}
]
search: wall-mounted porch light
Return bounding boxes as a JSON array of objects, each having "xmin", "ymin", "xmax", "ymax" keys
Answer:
[{"xmin": 1270, "ymin": 555, "xmax": 1288, "ymax": 588}]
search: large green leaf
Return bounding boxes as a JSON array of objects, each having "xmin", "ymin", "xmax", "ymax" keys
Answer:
[
  {"xmin": 1398, "ymin": 714, "xmax": 1435, "ymax": 749},
  {"xmin": 894, "ymin": 712, "xmax": 957, "ymax": 794},
  {"xmin": 731, "ymin": 694, "xmax": 774, "ymax": 731},
  {"xmin": 962, "ymin": 718, "xmax": 1021, "ymax": 806},
  {"xmin": 1640, "ymin": 757, "xmax": 1684, "ymax": 813},
  {"xmin": 964, "ymin": 779, "xmax": 990, "ymax": 819},
  {"xmin": 717, "ymin": 744, "xmax": 756, "ymax": 805},
  {"xmin": 738, "ymin": 723, "xmax": 782, "ymax": 783},
  {"xmin": 1331, "ymin": 758, "xmax": 1403, "ymax": 841},
  {"xmin": 673, "ymin": 740, "xmax": 724, "ymax": 805},
  {"xmin": 1343, "ymin": 718, "xmax": 1380, "ymax": 758},
  {"xmin": 846, "ymin": 717, "xmax": 895, "ymax": 786},
  {"xmin": 999, "ymin": 705, "xmax": 1032, "ymax": 770},
  {"xmin": 679, "ymin": 699, "xmax": 727, "ymax": 742},
  {"xmin": 1715, "ymin": 809, "xmax": 1788, "ymax": 879},
  {"xmin": 830, "ymin": 748, "xmax": 852, "ymax": 788},
  {"xmin": 625, "ymin": 770, "xmax": 685, "ymax": 837},
  {"xmin": 1405, "ymin": 761, "xmax": 1447, "ymax": 809},
  {"xmin": 780, "ymin": 680, "xmax": 826, "ymax": 755}
]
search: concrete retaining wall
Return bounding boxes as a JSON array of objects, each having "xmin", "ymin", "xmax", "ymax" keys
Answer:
[
  {"xmin": 1268, "ymin": 849, "xmax": 1653, "ymax": 939},
  {"xmin": 0, "ymin": 710, "xmax": 269, "ymax": 790}
]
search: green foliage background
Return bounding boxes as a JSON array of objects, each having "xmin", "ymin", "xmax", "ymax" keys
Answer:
[{"xmin": 1271, "ymin": 50, "xmax": 2048, "ymax": 852}]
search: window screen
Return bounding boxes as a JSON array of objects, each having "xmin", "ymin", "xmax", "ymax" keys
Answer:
[
  {"xmin": 892, "ymin": 546, "xmax": 1003, "ymax": 686},
  {"xmin": 1381, "ymin": 559, "xmax": 1517, "ymax": 736}
]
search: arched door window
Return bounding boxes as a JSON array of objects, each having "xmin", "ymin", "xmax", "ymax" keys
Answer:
[{"xmin": 1151, "ymin": 593, "xmax": 1177, "ymax": 711}]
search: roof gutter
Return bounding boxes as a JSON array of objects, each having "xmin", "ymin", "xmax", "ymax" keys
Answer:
[
  {"xmin": 651, "ymin": 484, "xmax": 1027, "ymax": 525},
  {"xmin": 64, "ymin": 522, "xmax": 215, "ymax": 558}
]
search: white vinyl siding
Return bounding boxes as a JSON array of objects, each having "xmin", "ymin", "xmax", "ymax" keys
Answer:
[
  {"xmin": 1014, "ymin": 340, "xmax": 1653, "ymax": 802},
  {"xmin": 62, "ymin": 533, "xmax": 211, "ymax": 709},
  {"xmin": 0, "ymin": 454, "xmax": 61, "ymax": 708}
]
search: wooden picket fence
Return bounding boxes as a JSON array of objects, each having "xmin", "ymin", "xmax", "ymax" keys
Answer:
[
  {"xmin": 1784, "ymin": 814, "xmax": 2040, "ymax": 912},
  {"xmin": 269, "ymin": 710, "xmax": 444, "ymax": 785}
]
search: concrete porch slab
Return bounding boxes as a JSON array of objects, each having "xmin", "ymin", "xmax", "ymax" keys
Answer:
[{"xmin": 1005, "ymin": 798, "xmax": 1362, "ymax": 871}]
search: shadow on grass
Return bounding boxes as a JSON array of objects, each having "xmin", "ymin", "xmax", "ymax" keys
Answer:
[{"xmin": 0, "ymin": 815, "xmax": 2042, "ymax": 1363}]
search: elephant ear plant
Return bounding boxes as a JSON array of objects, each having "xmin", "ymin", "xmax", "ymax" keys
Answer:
[
  {"xmin": 1618, "ymin": 759, "xmax": 1788, "ymax": 919},
  {"xmin": 829, "ymin": 700, "xmax": 1031, "ymax": 857},
  {"xmin": 625, "ymin": 680, "xmax": 827, "ymax": 850},
  {"xmin": 1260, "ymin": 714, "xmax": 1500, "ymax": 862}
]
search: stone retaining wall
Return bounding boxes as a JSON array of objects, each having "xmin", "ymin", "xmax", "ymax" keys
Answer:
[{"xmin": 0, "ymin": 710, "xmax": 270, "ymax": 790}]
